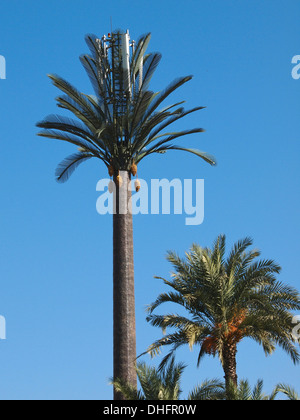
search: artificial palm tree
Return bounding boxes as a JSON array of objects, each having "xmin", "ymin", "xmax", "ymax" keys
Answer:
[
  {"xmin": 144, "ymin": 235, "xmax": 300, "ymax": 393},
  {"xmin": 111, "ymin": 357, "xmax": 224, "ymax": 400},
  {"xmin": 36, "ymin": 30, "xmax": 215, "ymax": 399}
]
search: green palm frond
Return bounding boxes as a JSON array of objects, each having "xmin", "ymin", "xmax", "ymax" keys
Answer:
[
  {"xmin": 37, "ymin": 128, "xmax": 102, "ymax": 157},
  {"xmin": 130, "ymin": 33, "xmax": 152, "ymax": 81},
  {"xmin": 142, "ymin": 106, "xmax": 206, "ymax": 146},
  {"xmin": 109, "ymin": 377, "xmax": 145, "ymax": 400},
  {"xmin": 112, "ymin": 356, "xmax": 185, "ymax": 400},
  {"xmin": 113, "ymin": 356, "xmax": 226, "ymax": 401},
  {"xmin": 226, "ymin": 379, "xmax": 300, "ymax": 400},
  {"xmin": 137, "ymin": 52, "xmax": 162, "ymax": 93},
  {"xmin": 148, "ymin": 145, "xmax": 216, "ymax": 166},
  {"xmin": 187, "ymin": 379, "xmax": 225, "ymax": 400},
  {"xmin": 55, "ymin": 152, "xmax": 93, "ymax": 183},
  {"xmin": 273, "ymin": 383, "xmax": 300, "ymax": 400}
]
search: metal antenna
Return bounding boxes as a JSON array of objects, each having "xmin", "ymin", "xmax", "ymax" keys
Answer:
[{"xmin": 121, "ymin": 30, "xmax": 131, "ymax": 99}]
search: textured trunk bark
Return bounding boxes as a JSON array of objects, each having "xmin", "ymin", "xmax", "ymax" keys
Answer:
[
  {"xmin": 223, "ymin": 343, "xmax": 238, "ymax": 395},
  {"xmin": 113, "ymin": 171, "xmax": 137, "ymax": 400}
]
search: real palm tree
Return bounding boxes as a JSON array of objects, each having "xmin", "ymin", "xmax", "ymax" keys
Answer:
[
  {"xmin": 272, "ymin": 383, "xmax": 300, "ymax": 400},
  {"xmin": 226, "ymin": 379, "xmax": 270, "ymax": 400},
  {"xmin": 144, "ymin": 235, "xmax": 300, "ymax": 394},
  {"xmin": 113, "ymin": 369, "xmax": 299, "ymax": 400},
  {"xmin": 36, "ymin": 30, "xmax": 215, "ymax": 399},
  {"xmin": 226, "ymin": 379, "xmax": 300, "ymax": 400},
  {"xmin": 111, "ymin": 357, "xmax": 224, "ymax": 400}
]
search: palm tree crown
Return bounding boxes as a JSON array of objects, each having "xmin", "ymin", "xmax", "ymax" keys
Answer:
[
  {"xmin": 111, "ymin": 357, "xmax": 224, "ymax": 400},
  {"xmin": 36, "ymin": 31, "xmax": 216, "ymax": 182},
  {"xmin": 144, "ymin": 235, "xmax": 300, "ymax": 388}
]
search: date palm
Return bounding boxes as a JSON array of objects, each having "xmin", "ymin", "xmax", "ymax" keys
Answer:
[
  {"xmin": 36, "ymin": 30, "xmax": 215, "ymax": 399},
  {"xmin": 145, "ymin": 235, "xmax": 300, "ymax": 393},
  {"xmin": 272, "ymin": 383, "xmax": 300, "ymax": 400},
  {"xmin": 113, "ymin": 370, "xmax": 299, "ymax": 400},
  {"xmin": 111, "ymin": 357, "xmax": 224, "ymax": 400},
  {"xmin": 227, "ymin": 379, "xmax": 300, "ymax": 400}
]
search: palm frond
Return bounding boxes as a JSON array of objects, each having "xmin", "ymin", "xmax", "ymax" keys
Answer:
[
  {"xmin": 273, "ymin": 383, "xmax": 300, "ymax": 400},
  {"xmin": 166, "ymin": 145, "xmax": 216, "ymax": 165},
  {"xmin": 55, "ymin": 152, "xmax": 93, "ymax": 183},
  {"xmin": 110, "ymin": 377, "xmax": 144, "ymax": 400},
  {"xmin": 48, "ymin": 74, "xmax": 101, "ymax": 125},
  {"xmin": 138, "ymin": 144, "xmax": 216, "ymax": 166},
  {"xmin": 144, "ymin": 106, "xmax": 206, "ymax": 147},
  {"xmin": 188, "ymin": 379, "xmax": 224, "ymax": 400},
  {"xmin": 142, "ymin": 76, "xmax": 193, "ymax": 122},
  {"xmin": 139, "ymin": 52, "xmax": 162, "ymax": 92},
  {"xmin": 131, "ymin": 33, "xmax": 152, "ymax": 78}
]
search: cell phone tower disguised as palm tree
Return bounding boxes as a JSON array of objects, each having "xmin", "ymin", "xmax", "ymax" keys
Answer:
[{"xmin": 37, "ymin": 29, "xmax": 216, "ymax": 400}]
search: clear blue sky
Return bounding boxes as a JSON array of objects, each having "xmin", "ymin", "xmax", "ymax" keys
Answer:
[{"xmin": 0, "ymin": 0, "xmax": 299, "ymax": 400}]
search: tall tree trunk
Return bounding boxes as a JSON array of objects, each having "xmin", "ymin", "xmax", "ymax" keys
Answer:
[
  {"xmin": 113, "ymin": 171, "xmax": 137, "ymax": 400},
  {"xmin": 223, "ymin": 342, "xmax": 238, "ymax": 397}
]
